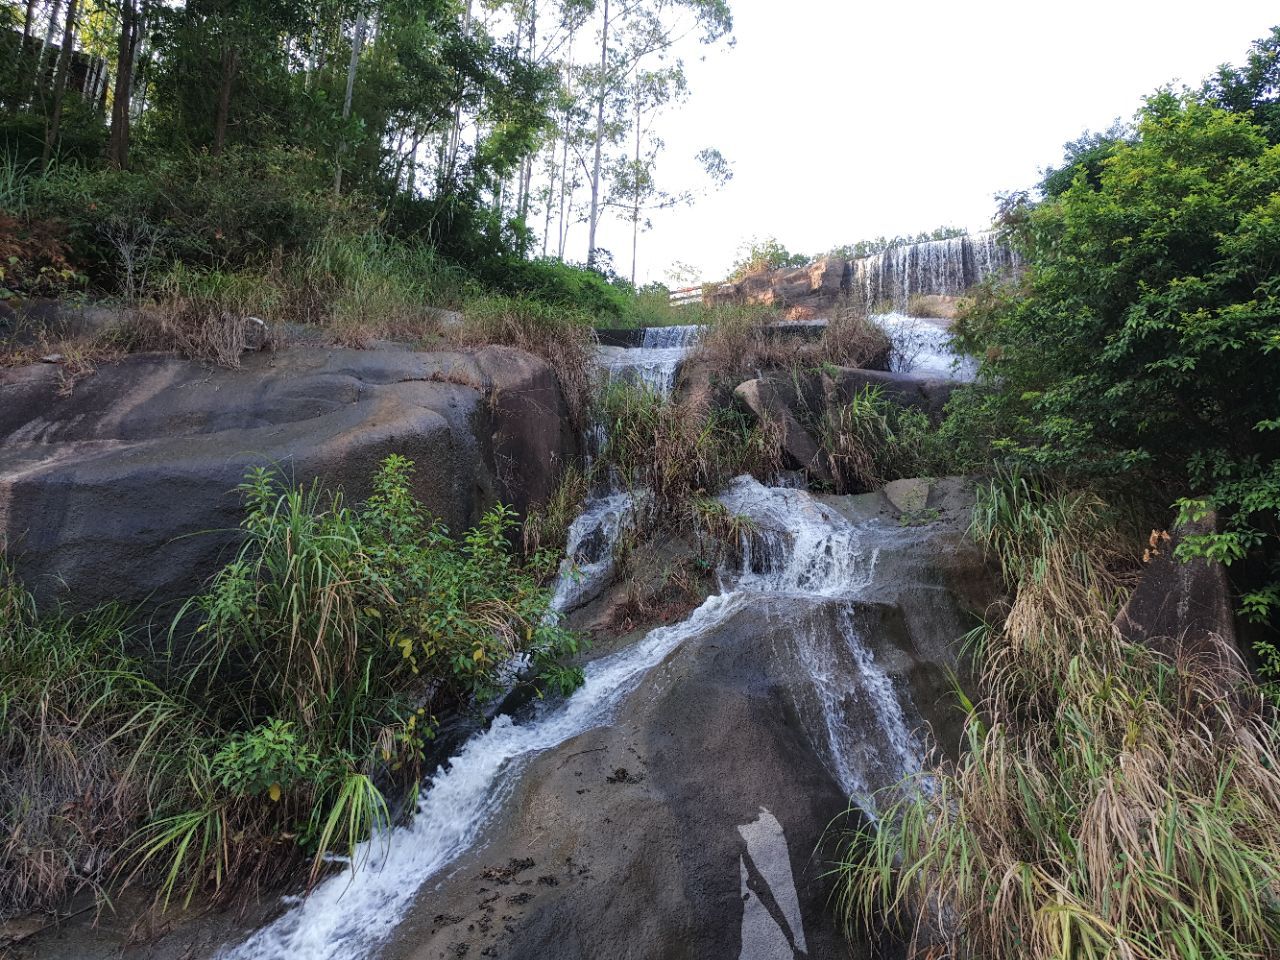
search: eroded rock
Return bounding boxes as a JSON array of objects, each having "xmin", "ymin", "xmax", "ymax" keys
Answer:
[{"xmin": 0, "ymin": 343, "xmax": 575, "ymax": 609}]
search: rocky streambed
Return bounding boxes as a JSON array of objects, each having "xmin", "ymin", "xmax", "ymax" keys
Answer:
[
  {"xmin": 219, "ymin": 477, "xmax": 991, "ymax": 960},
  {"xmin": 4, "ymin": 319, "xmax": 997, "ymax": 959}
]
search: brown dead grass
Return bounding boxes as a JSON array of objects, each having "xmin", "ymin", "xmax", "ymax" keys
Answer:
[{"xmin": 690, "ymin": 298, "xmax": 890, "ymax": 384}]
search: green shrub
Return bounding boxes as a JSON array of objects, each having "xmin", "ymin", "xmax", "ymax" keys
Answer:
[
  {"xmin": 491, "ymin": 256, "xmax": 630, "ymax": 320},
  {"xmin": 1, "ymin": 456, "xmax": 579, "ymax": 913},
  {"xmin": 953, "ymin": 89, "xmax": 1280, "ymax": 625}
]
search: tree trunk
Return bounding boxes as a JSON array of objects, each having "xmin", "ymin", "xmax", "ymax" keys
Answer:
[
  {"xmin": 33, "ymin": 0, "xmax": 65, "ymax": 100},
  {"xmin": 333, "ymin": 13, "xmax": 367, "ymax": 194},
  {"xmin": 556, "ymin": 26, "xmax": 575, "ymax": 259},
  {"xmin": 542, "ymin": 140, "xmax": 556, "ymax": 257},
  {"xmin": 12, "ymin": 0, "xmax": 39, "ymax": 108},
  {"xmin": 212, "ymin": 45, "xmax": 239, "ymax": 156},
  {"xmin": 586, "ymin": 0, "xmax": 609, "ymax": 267},
  {"xmin": 108, "ymin": 0, "xmax": 138, "ymax": 169},
  {"xmin": 631, "ymin": 89, "xmax": 641, "ymax": 286},
  {"xmin": 443, "ymin": 0, "xmax": 473, "ymax": 189},
  {"xmin": 41, "ymin": 0, "xmax": 79, "ymax": 169}
]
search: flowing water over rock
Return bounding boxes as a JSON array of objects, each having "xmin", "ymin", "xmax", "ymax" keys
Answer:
[
  {"xmin": 210, "ymin": 324, "xmax": 992, "ymax": 960},
  {"xmin": 875, "ymin": 312, "xmax": 978, "ymax": 380},
  {"xmin": 852, "ymin": 231, "xmax": 1019, "ymax": 308},
  {"xmin": 218, "ymin": 474, "xmax": 983, "ymax": 960},
  {"xmin": 595, "ymin": 324, "xmax": 703, "ymax": 395}
]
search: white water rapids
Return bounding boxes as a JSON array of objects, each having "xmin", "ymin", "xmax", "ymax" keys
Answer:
[{"xmin": 220, "ymin": 325, "xmax": 942, "ymax": 960}]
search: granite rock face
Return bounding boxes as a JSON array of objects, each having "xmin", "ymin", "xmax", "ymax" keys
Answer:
[{"xmin": 0, "ymin": 344, "xmax": 576, "ymax": 609}]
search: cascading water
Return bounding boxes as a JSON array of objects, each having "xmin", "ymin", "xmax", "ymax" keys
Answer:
[
  {"xmin": 875, "ymin": 312, "xmax": 978, "ymax": 380},
  {"xmin": 219, "ymin": 323, "xmax": 934, "ymax": 960},
  {"xmin": 596, "ymin": 323, "xmax": 704, "ymax": 395},
  {"xmin": 851, "ymin": 231, "xmax": 1019, "ymax": 308},
  {"xmin": 219, "ymin": 475, "xmax": 924, "ymax": 960}
]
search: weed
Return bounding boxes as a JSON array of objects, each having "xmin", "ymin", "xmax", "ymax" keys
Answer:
[
  {"xmin": 1, "ymin": 456, "xmax": 579, "ymax": 916},
  {"xmin": 833, "ymin": 469, "xmax": 1280, "ymax": 960}
]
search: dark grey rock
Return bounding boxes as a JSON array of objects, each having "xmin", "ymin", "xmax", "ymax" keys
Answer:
[
  {"xmin": 1115, "ymin": 510, "xmax": 1238, "ymax": 664},
  {"xmin": 0, "ymin": 344, "xmax": 576, "ymax": 610}
]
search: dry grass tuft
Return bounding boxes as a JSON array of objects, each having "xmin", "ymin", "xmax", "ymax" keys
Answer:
[
  {"xmin": 688, "ymin": 299, "xmax": 890, "ymax": 385},
  {"xmin": 835, "ymin": 468, "xmax": 1280, "ymax": 960}
]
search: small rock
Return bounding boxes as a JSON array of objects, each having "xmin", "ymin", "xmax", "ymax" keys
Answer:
[
  {"xmin": 39, "ymin": 353, "xmax": 63, "ymax": 364},
  {"xmin": 883, "ymin": 477, "xmax": 931, "ymax": 514}
]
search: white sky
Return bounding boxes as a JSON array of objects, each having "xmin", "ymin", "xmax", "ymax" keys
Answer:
[{"xmin": 588, "ymin": 0, "xmax": 1279, "ymax": 285}]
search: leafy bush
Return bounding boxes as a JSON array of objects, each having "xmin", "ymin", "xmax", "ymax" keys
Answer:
[
  {"xmin": 0, "ymin": 212, "xmax": 86, "ymax": 300},
  {"xmin": 22, "ymin": 147, "xmax": 351, "ymax": 286},
  {"xmin": 1, "ymin": 457, "xmax": 579, "ymax": 913},
  {"xmin": 953, "ymin": 88, "xmax": 1280, "ymax": 627},
  {"xmin": 490, "ymin": 256, "xmax": 631, "ymax": 320}
]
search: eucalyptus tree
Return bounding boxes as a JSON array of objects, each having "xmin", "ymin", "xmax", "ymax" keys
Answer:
[{"xmin": 582, "ymin": 0, "xmax": 731, "ymax": 267}]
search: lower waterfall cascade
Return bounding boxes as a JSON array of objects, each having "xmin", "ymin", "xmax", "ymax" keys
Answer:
[{"xmin": 215, "ymin": 321, "xmax": 971, "ymax": 960}]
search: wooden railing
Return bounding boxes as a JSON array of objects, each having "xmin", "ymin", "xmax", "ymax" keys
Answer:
[{"xmin": 668, "ymin": 285, "xmax": 703, "ymax": 308}]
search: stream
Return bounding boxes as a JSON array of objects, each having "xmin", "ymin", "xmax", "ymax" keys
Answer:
[{"xmin": 217, "ymin": 315, "xmax": 971, "ymax": 960}]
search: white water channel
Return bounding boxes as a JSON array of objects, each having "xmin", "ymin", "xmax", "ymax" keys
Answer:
[{"xmin": 220, "ymin": 326, "xmax": 931, "ymax": 960}]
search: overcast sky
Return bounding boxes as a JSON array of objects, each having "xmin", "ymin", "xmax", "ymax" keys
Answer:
[{"xmin": 590, "ymin": 1, "xmax": 1279, "ymax": 285}]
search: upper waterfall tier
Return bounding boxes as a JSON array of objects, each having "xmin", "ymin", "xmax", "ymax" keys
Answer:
[
  {"xmin": 851, "ymin": 231, "xmax": 1020, "ymax": 307},
  {"xmin": 707, "ymin": 231, "xmax": 1020, "ymax": 314}
]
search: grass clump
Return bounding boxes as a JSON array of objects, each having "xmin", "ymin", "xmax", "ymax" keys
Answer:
[
  {"xmin": 0, "ymin": 455, "xmax": 580, "ymax": 915},
  {"xmin": 834, "ymin": 468, "xmax": 1280, "ymax": 960},
  {"xmin": 454, "ymin": 294, "xmax": 596, "ymax": 429},
  {"xmin": 597, "ymin": 378, "xmax": 775, "ymax": 517},
  {"xmin": 0, "ymin": 572, "xmax": 186, "ymax": 920},
  {"xmin": 689, "ymin": 299, "xmax": 889, "ymax": 385}
]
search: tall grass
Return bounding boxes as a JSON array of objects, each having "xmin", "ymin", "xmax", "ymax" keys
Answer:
[
  {"xmin": 834, "ymin": 468, "xmax": 1280, "ymax": 960},
  {"xmin": 0, "ymin": 565, "xmax": 188, "ymax": 920},
  {"xmin": 1, "ymin": 456, "xmax": 579, "ymax": 915},
  {"xmin": 597, "ymin": 378, "xmax": 776, "ymax": 517},
  {"xmin": 296, "ymin": 228, "xmax": 475, "ymax": 342}
]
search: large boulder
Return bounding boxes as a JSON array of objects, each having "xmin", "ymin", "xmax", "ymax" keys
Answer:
[
  {"xmin": 708, "ymin": 258, "xmax": 850, "ymax": 313},
  {"xmin": 0, "ymin": 344, "xmax": 576, "ymax": 610},
  {"xmin": 734, "ymin": 378, "xmax": 832, "ymax": 485},
  {"xmin": 374, "ymin": 482, "xmax": 994, "ymax": 960},
  {"xmin": 825, "ymin": 367, "xmax": 958, "ymax": 421},
  {"xmin": 1115, "ymin": 511, "xmax": 1237, "ymax": 664}
]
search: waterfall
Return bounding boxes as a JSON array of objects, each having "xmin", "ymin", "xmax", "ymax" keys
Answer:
[
  {"xmin": 851, "ymin": 231, "xmax": 1019, "ymax": 308},
  {"xmin": 218, "ymin": 477, "xmax": 924, "ymax": 960},
  {"xmin": 218, "ymin": 328, "xmax": 932, "ymax": 960},
  {"xmin": 640, "ymin": 323, "xmax": 704, "ymax": 349},
  {"xmin": 597, "ymin": 323, "xmax": 705, "ymax": 395}
]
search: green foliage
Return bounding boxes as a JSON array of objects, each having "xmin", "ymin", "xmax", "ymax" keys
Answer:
[
  {"xmin": 491, "ymin": 256, "xmax": 631, "ymax": 320},
  {"xmin": 728, "ymin": 235, "xmax": 808, "ymax": 279},
  {"xmin": 828, "ymin": 225, "xmax": 967, "ymax": 260},
  {"xmin": 0, "ymin": 563, "xmax": 188, "ymax": 920},
  {"xmin": 953, "ymin": 82, "xmax": 1280, "ymax": 629},
  {"xmin": 1, "ymin": 456, "xmax": 578, "ymax": 914},
  {"xmin": 211, "ymin": 719, "xmax": 322, "ymax": 800},
  {"xmin": 597, "ymin": 378, "xmax": 775, "ymax": 522}
]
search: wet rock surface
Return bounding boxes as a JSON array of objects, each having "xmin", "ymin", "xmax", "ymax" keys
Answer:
[
  {"xmin": 375, "ymin": 483, "xmax": 994, "ymax": 960},
  {"xmin": 0, "ymin": 343, "xmax": 575, "ymax": 609}
]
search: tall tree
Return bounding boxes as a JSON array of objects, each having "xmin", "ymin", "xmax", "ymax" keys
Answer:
[
  {"xmin": 108, "ymin": 0, "xmax": 141, "ymax": 168},
  {"xmin": 41, "ymin": 0, "xmax": 79, "ymax": 168}
]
